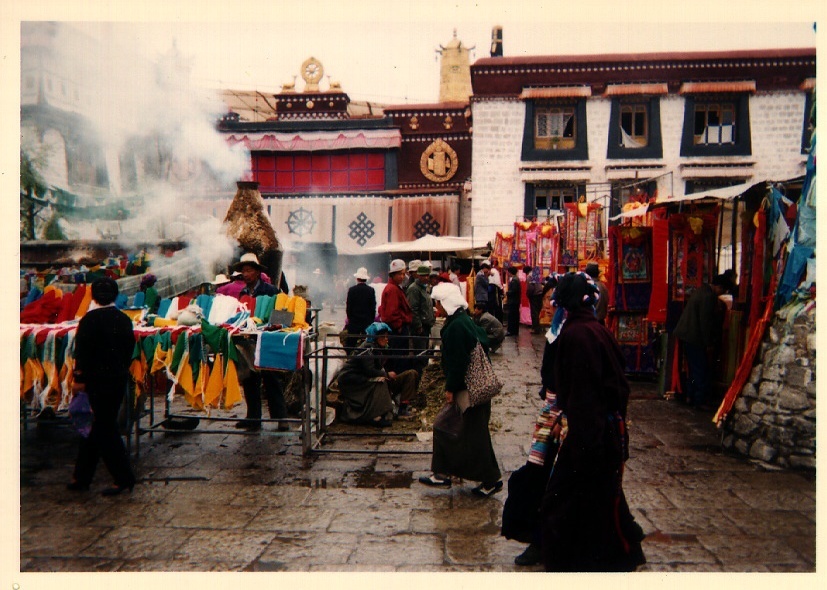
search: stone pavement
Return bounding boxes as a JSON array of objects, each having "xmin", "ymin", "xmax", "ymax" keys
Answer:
[{"xmin": 18, "ymin": 326, "xmax": 816, "ymax": 573}]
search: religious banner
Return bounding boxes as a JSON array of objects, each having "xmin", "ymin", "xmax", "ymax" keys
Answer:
[
  {"xmin": 535, "ymin": 222, "xmax": 560, "ymax": 277},
  {"xmin": 492, "ymin": 232, "xmax": 514, "ymax": 266},
  {"xmin": 668, "ymin": 211, "xmax": 718, "ymax": 301},
  {"xmin": 560, "ymin": 201, "xmax": 604, "ymax": 267},
  {"xmin": 266, "ymin": 197, "xmax": 334, "ymax": 246},
  {"xmin": 334, "ymin": 197, "xmax": 392, "ymax": 255},
  {"xmin": 391, "ymin": 195, "xmax": 459, "ymax": 242}
]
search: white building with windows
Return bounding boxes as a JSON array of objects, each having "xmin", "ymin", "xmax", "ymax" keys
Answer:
[{"xmin": 468, "ymin": 48, "xmax": 815, "ymax": 235}]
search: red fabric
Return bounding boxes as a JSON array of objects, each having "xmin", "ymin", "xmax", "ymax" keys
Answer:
[
  {"xmin": 378, "ymin": 282, "xmax": 412, "ymax": 331},
  {"xmin": 20, "ymin": 290, "xmax": 62, "ymax": 325},
  {"xmin": 55, "ymin": 292, "xmax": 75, "ymax": 323},
  {"xmin": 67, "ymin": 285, "xmax": 87, "ymax": 319},
  {"xmin": 177, "ymin": 296, "xmax": 192, "ymax": 310},
  {"xmin": 239, "ymin": 295, "xmax": 256, "ymax": 313},
  {"xmin": 715, "ymin": 274, "xmax": 777, "ymax": 425},
  {"xmin": 747, "ymin": 208, "xmax": 767, "ymax": 329},
  {"xmin": 647, "ymin": 217, "xmax": 669, "ymax": 323}
]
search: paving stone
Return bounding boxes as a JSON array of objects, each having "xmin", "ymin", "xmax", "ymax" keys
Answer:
[
  {"xmin": 80, "ymin": 525, "xmax": 194, "ymax": 560},
  {"xmin": 255, "ymin": 532, "xmax": 358, "ymax": 568},
  {"xmin": 20, "ymin": 525, "xmax": 109, "ymax": 558},
  {"xmin": 349, "ymin": 533, "xmax": 444, "ymax": 566},
  {"xmin": 643, "ymin": 509, "xmax": 743, "ymax": 535},
  {"xmin": 729, "ymin": 488, "xmax": 815, "ymax": 511},
  {"xmin": 658, "ymin": 486, "xmax": 747, "ymax": 510},
  {"xmin": 640, "ymin": 533, "xmax": 718, "ymax": 565},
  {"xmin": 697, "ymin": 533, "xmax": 809, "ymax": 567},
  {"xmin": 21, "ymin": 557, "xmax": 125, "ymax": 572},
  {"xmin": 245, "ymin": 507, "xmax": 336, "ymax": 533},
  {"xmin": 166, "ymin": 504, "xmax": 262, "ymax": 530},
  {"xmin": 723, "ymin": 508, "xmax": 816, "ymax": 537},
  {"xmin": 171, "ymin": 529, "xmax": 275, "ymax": 569},
  {"xmin": 329, "ymin": 506, "xmax": 413, "ymax": 535}
]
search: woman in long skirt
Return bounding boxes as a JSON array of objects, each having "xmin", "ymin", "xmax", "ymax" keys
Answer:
[{"xmin": 419, "ymin": 283, "xmax": 502, "ymax": 497}]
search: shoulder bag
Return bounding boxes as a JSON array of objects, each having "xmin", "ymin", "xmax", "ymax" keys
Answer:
[{"xmin": 465, "ymin": 341, "xmax": 503, "ymax": 407}]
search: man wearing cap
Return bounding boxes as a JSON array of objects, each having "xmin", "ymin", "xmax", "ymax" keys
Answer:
[
  {"xmin": 584, "ymin": 262, "xmax": 609, "ymax": 325},
  {"xmin": 402, "ymin": 259, "xmax": 422, "ymax": 291},
  {"xmin": 345, "ymin": 267, "xmax": 377, "ymax": 353},
  {"xmin": 406, "ymin": 265, "xmax": 436, "ymax": 375},
  {"xmin": 231, "ymin": 253, "xmax": 287, "ymax": 431},
  {"xmin": 379, "ymin": 259, "xmax": 414, "ymax": 373},
  {"xmin": 474, "ymin": 261, "xmax": 492, "ymax": 310}
]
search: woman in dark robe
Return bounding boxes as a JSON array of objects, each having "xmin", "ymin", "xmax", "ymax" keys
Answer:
[
  {"xmin": 419, "ymin": 283, "xmax": 502, "ymax": 497},
  {"xmin": 335, "ymin": 322, "xmax": 397, "ymax": 427},
  {"xmin": 540, "ymin": 271, "xmax": 645, "ymax": 572}
]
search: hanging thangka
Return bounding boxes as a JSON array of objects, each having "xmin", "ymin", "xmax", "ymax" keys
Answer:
[
  {"xmin": 560, "ymin": 201, "xmax": 603, "ymax": 267},
  {"xmin": 511, "ymin": 221, "xmax": 534, "ymax": 265},
  {"xmin": 616, "ymin": 227, "xmax": 651, "ymax": 283},
  {"xmin": 668, "ymin": 211, "xmax": 718, "ymax": 301},
  {"xmin": 535, "ymin": 221, "xmax": 560, "ymax": 277},
  {"xmin": 493, "ymin": 231, "xmax": 514, "ymax": 266}
]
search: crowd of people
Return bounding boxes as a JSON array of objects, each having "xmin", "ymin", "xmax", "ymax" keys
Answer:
[{"xmin": 52, "ymin": 248, "xmax": 651, "ymax": 571}]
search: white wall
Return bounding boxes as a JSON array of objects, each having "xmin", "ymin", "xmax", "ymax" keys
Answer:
[{"xmin": 470, "ymin": 91, "xmax": 810, "ymax": 241}]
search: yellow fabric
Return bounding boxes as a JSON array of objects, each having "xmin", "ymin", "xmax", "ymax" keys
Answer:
[
  {"xmin": 122, "ymin": 308, "xmax": 144, "ymax": 322},
  {"xmin": 21, "ymin": 358, "xmax": 44, "ymax": 398},
  {"xmin": 74, "ymin": 287, "xmax": 94, "ymax": 319},
  {"xmin": 189, "ymin": 361, "xmax": 208, "ymax": 410},
  {"xmin": 275, "ymin": 294, "xmax": 310, "ymax": 328},
  {"xmin": 223, "ymin": 360, "xmax": 242, "ymax": 409},
  {"xmin": 204, "ymin": 353, "xmax": 224, "ymax": 408},
  {"xmin": 152, "ymin": 318, "xmax": 178, "ymax": 328},
  {"xmin": 151, "ymin": 343, "xmax": 170, "ymax": 374},
  {"xmin": 275, "ymin": 292, "xmax": 289, "ymax": 311},
  {"xmin": 130, "ymin": 352, "xmax": 147, "ymax": 394}
]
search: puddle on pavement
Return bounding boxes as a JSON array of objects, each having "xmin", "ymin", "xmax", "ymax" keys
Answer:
[{"xmin": 354, "ymin": 470, "xmax": 412, "ymax": 489}]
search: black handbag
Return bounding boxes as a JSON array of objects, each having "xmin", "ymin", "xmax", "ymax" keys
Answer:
[{"xmin": 433, "ymin": 402, "xmax": 463, "ymax": 439}]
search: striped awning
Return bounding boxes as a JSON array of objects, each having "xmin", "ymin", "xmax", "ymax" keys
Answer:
[
  {"xmin": 603, "ymin": 83, "xmax": 668, "ymax": 96},
  {"xmin": 679, "ymin": 81, "xmax": 756, "ymax": 94},
  {"xmin": 519, "ymin": 86, "xmax": 592, "ymax": 100},
  {"xmin": 225, "ymin": 128, "xmax": 401, "ymax": 151}
]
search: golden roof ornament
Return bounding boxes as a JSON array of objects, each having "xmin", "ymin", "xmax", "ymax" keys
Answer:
[{"xmin": 301, "ymin": 57, "xmax": 324, "ymax": 92}]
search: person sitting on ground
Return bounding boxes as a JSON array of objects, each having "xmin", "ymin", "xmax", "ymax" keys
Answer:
[
  {"xmin": 335, "ymin": 322, "xmax": 419, "ymax": 426},
  {"xmin": 472, "ymin": 302, "xmax": 506, "ymax": 353}
]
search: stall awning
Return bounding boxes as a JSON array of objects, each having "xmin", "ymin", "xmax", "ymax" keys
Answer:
[
  {"xmin": 363, "ymin": 234, "xmax": 480, "ymax": 253},
  {"xmin": 603, "ymin": 83, "xmax": 668, "ymax": 96},
  {"xmin": 520, "ymin": 86, "xmax": 592, "ymax": 99},
  {"xmin": 225, "ymin": 128, "xmax": 401, "ymax": 151},
  {"xmin": 610, "ymin": 181, "xmax": 763, "ymax": 220},
  {"xmin": 679, "ymin": 81, "xmax": 756, "ymax": 94}
]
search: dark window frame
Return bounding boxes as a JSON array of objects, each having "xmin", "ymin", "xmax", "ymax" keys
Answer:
[
  {"xmin": 607, "ymin": 96, "xmax": 663, "ymax": 159},
  {"xmin": 680, "ymin": 94, "xmax": 751, "ymax": 157},
  {"xmin": 522, "ymin": 100, "xmax": 589, "ymax": 161},
  {"xmin": 523, "ymin": 182, "xmax": 582, "ymax": 218}
]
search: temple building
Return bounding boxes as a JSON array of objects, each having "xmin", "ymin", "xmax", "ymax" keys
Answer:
[{"xmin": 216, "ymin": 33, "xmax": 476, "ymax": 276}]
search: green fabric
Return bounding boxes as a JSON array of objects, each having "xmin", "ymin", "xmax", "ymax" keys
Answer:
[
  {"xmin": 141, "ymin": 333, "xmax": 157, "ymax": 363},
  {"xmin": 200, "ymin": 319, "xmax": 238, "ymax": 365},
  {"xmin": 169, "ymin": 332, "xmax": 187, "ymax": 374},
  {"xmin": 254, "ymin": 295, "xmax": 275, "ymax": 322},
  {"xmin": 188, "ymin": 333, "xmax": 203, "ymax": 383},
  {"xmin": 143, "ymin": 287, "xmax": 159, "ymax": 314}
]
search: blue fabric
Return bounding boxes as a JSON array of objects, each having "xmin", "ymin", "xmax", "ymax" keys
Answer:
[
  {"xmin": 776, "ymin": 246, "xmax": 814, "ymax": 308},
  {"xmin": 114, "ymin": 294, "xmax": 128, "ymax": 309},
  {"xmin": 156, "ymin": 298, "xmax": 171, "ymax": 318},
  {"xmin": 256, "ymin": 331, "xmax": 302, "ymax": 371},
  {"xmin": 132, "ymin": 291, "xmax": 145, "ymax": 308},
  {"xmin": 195, "ymin": 294, "xmax": 213, "ymax": 320},
  {"xmin": 25, "ymin": 286, "xmax": 42, "ymax": 307}
]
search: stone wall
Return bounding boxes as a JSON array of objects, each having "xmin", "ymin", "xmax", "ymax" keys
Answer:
[{"xmin": 721, "ymin": 305, "xmax": 816, "ymax": 470}]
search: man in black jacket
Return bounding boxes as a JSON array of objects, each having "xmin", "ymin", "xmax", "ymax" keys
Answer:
[
  {"xmin": 68, "ymin": 278, "xmax": 136, "ymax": 496},
  {"xmin": 505, "ymin": 266, "xmax": 522, "ymax": 336},
  {"xmin": 345, "ymin": 267, "xmax": 377, "ymax": 353}
]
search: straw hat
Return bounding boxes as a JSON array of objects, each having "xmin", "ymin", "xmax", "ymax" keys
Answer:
[
  {"xmin": 232, "ymin": 252, "xmax": 267, "ymax": 272},
  {"xmin": 211, "ymin": 273, "xmax": 231, "ymax": 285},
  {"xmin": 353, "ymin": 267, "xmax": 370, "ymax": 281},
  {"xmin": 408, "ymin": 259, "xmax": 422, "ymax": 271}
]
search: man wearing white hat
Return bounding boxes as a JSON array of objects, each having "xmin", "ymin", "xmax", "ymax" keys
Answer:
[
  {"xmin": 345, "ymin": 267, "xmax": 377, "ymax": 352},
  {"xmin": 402, "ymin": 259, "xmax": 422, "ymax": 291},
  {"xmin": 379, "ymin": 259, "xmax": 414, "ymax": 373},
  {"xmin": 231, "ymin": 252, "xmax": 286, "ymax": 431}
]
